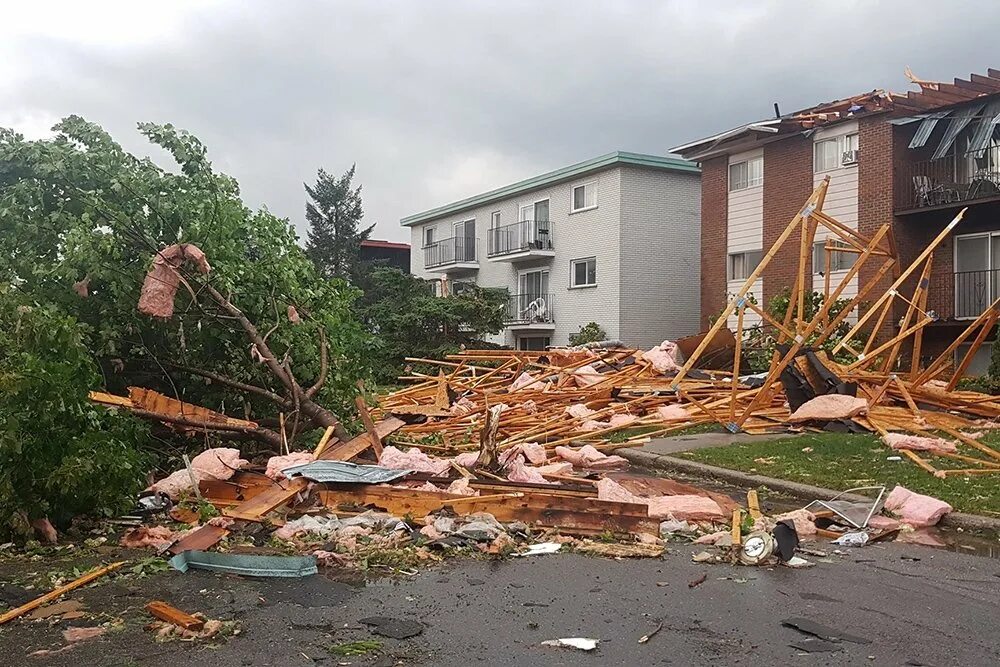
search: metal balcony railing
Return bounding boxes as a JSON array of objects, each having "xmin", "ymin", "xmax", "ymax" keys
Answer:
[
  {"xmin": 896, "ymin": 148, "xmax": 1000, "ymax": 210},
  {"xmin": 487, "ymin": 219, "xmax": 553, "ymax": 257},
  {"xmin": 926, "ymin": 269, "xmax": 1000, "ymax": 320},
  {"xmin": 423, "ymin": 236, "xmax": 478, "ymax": 269},
  {"xmin": 504, "ymin": 293, "xmax": 554, "ymax": 325}
]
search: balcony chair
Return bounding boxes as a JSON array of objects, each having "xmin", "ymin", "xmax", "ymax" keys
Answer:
[{"xmin": 912, "ymin": 175, "xmax": 958, "ymax": 207}]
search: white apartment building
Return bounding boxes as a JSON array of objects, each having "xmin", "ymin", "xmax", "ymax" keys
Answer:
[{"xmin": 401, "ymin": 152, "xmax": 702, "ymax": 350}]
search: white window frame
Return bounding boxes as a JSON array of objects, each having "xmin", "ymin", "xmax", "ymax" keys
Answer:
[
  {"xmin": 727, "ymin": 250, "xmax": 762, "ymax": 281},
  {"xmin": 519, "ymin": 198, "xmax": 550, "ymax": 222},
  {"xmin": 953, "ymin": 231, "xmax": 1000, "ymax": 320},
  {"xmin": 570, "ymin": 181, "xmax": 598, "ymax": 213},
  {"xmin": 569, "ymin": 257, "xmax": 597, "ymax": 288},
  {"xmin": 814, "ymin": 133, "xmax": 860, "ymax": 172},
  {"xmin": 423, "ymin": 226, "xmax": 436, "ymax": 248},
  {"xmin": 728, "ymin": 157, "xmax": 763, "ymax": 192},
  {"xmin": 490, "ymin": 210, "xmax": 501, "ymax": 228},
  {"xmin": 812, "ymin": 239, "xmax": 855, "ymax": 274}
]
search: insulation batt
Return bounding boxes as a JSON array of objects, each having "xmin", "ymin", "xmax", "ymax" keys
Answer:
[
  {"xmin": 378, "ymin": 446, "xmax": 452, "ymax": 476},
  {"xmin": 884, "ymin": 485, "xmax": 952, "ymax": 527},
  {"xmin": 882, "ymin": 433, "xmax": 958, "ymax": 454},
  {"xmin": 138, "ymin": 243, "xmax": 211, "ymax": 318},
  {"xmin": 657, "ymin": 404, "xmax": 691, "ymax": 421},
  {"xmin": 554, "ymin": 444, "xmax": 628, "ymax": 469},
  {"xmin": 572, "ymin": 365, "xmax": 603, "ymax": 388},
  {"xmin": 148, "ymin": 447, "xmax": 248, "ymax": 499},
  {"xmin": 641, "ymin": 340, "xmax": 682, "ymax": 373},
  {"xmin": 565, "ymin": 403, "xmax": 597, "ymax": 419},
  {"xmin": 787, "ymin": 394, "xmax": 868, "ymax": 423},
  {"xmin": 596, "ymin": 478, "xmax": 724, "ymax": 520},
  {"xmin": 511, "ymin": 372, "xmax": 546, "ymax": 391},
  {"xmin": 266, "ymin": 451, "xmax": 315, "ymax": 480}
]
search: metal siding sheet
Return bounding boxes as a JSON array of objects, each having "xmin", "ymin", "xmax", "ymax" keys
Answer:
[
  {"xmin": 281, "ymin": 460, "xmax": 413, "ymax": 484},
  {"xmin": 932, "ymin": 104, "xmax": 984, "ymax": 160},
  {"xmin": 967, "ymin": 99, "xmax": 1000, "ymax": 153},
  {"xmin": 908, "ymin": 111, "xmax": 950, "ymax": 148}
]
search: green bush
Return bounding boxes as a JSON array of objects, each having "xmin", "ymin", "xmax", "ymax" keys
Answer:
[
  {"xmin": 569, "ymin": 322, "xmax": 607, "ymax": 347},
  {"xmin": 0, "ymin": 297, "xmax": 149, "ymax": 540}
]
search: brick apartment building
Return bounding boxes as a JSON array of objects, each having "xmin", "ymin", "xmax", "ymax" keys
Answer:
[{"xmin": 673, "ymin": 67, "xmax": 1000, "ymax": 376}]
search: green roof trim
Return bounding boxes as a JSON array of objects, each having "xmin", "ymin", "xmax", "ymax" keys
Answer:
[{"xmin": 400, "ymin": 151, "xmax": 699, "ymax": 226}]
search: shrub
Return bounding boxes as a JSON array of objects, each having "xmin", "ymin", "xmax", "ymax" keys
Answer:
[
  {"xmin": 0, "ymin": 297, "xmax": 149, "ymax": 540},
  {"xmin": 569, "ymin": 322, "xmax": 607, "ymax": 347}
]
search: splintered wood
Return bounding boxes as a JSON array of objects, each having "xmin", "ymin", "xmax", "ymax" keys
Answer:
[{"xmin": 377, "ymin": 179, "xmax": 1000, "ymax": 479}]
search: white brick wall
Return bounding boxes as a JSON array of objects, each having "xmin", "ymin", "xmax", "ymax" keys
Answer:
[{"xmin": 408, "ymin": 164, "xmax": 699, "ymax": 348}]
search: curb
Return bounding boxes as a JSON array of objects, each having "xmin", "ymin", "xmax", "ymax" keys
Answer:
[{"xmin": 616, "ymin": 448, "xmax": 1000, "ymax": 533}]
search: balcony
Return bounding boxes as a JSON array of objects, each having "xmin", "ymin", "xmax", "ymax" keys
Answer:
[
  {"xmin": 895, "ymin": 149, "xmax": 1000, "ymax": 213},
  {"xmin": 504, "ymin": 293, "xmax": 555, "ymax": 330},
  {"xmin": 487, "ymin": 220, "xmax": 554, "ymax": 262},
  {"xmin": 423, "ymin": 236, "xmax": 479, "ymax": 272},
  {"xmin": 927, "ymin": 269, "xmax": 1000, "ymax": 321}
]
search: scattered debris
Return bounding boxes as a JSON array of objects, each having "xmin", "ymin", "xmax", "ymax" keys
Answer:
[
  {"xmin": 0, "ymin": 561, "xmax": 126, "ymax": 625},
  {"xmin": 360, "ymin": 616, "xmax": 424, "ymax": 639},
  {"xmin": 540, "ymin": 637, "xmax": 599, "ymax": 651},
  {"xmin": 518, "ymin": 542, "xmax": 562, "ymax": 556},
  {"xmin": 145, "ymin": 601, "xmax": 205, "ymax": 631},
  {"xmin": 688, "ymin": 573, "xmax": 708, "ymax": 588},
  {"xmin": 832, "ymin": 532, "xmax": 871, "ymax": 547},
  {"xmin": 782, "ymin": 617, "xmax": 871, "ymax": 644},
  {"xmin": 884, "ymin": 485, "xmax": 953, "ymax": 527},
  {"xmin": 638, "ymin": 622, "xmax": 663, "ymax": 644}
]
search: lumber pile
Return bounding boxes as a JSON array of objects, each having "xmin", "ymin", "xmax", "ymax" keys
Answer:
[{"xmin": 376, "ymin": 178, "xmax": 1000, "ymax": 478}]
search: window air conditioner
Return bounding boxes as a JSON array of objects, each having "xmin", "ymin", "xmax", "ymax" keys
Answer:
[{"xmin": 841, "ymin": 149, "xmax": 859, "ymax": 165}]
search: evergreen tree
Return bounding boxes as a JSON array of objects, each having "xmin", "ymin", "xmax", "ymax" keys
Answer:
[{"xmin": 304, "ymin": 165, "xmax": 374, "ymax": 279}]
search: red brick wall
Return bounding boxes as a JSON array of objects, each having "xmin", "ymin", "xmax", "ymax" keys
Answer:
[
  {"xmin": 700, "ymin": 157, "xmax": 728, "ymax": 328},
  {"xmin": 857, "ymin": 116, "xmax": 901, "ymax": 340},
  {"xmin": 762, "ymin": 136, "xmax": 814, "ymax": 300}
]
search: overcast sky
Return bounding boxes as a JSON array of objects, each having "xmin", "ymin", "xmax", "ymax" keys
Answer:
[{"xmin": 2, "ymin": 1, "xmax": 997, "ymax": 243}]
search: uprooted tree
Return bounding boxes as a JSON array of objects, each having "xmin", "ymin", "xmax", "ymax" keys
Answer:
[{"xmin": 0, "ymin": 118, "xmax": 370, "ymax": 480}]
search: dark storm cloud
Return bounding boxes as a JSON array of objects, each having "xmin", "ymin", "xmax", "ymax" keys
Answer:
[{"xmin": 3, "ymin": 1, "xmax": 998, "ymax": 242}]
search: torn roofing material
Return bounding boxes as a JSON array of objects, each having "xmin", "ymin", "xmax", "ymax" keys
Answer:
[
  {"xmin": 280, "ymin": 460, "xmax": 414, "ymax": 484},
  {"xmin": 169, "ymin": 550, "xmax": 318, "ymax": 578}
]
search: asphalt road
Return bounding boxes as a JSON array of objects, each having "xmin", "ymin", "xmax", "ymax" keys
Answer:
[{"xmin": 2, "ymin": 540, "xmax": 999, "ymax": 666}]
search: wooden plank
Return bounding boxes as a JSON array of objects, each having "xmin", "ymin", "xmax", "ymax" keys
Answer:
[
  {"xmin": 319, "ymin": 417, "xmax": 406, "ymax": 461},
  {"xmin": 145, "ymin": 601, "xmax": 204, "ymax": 630},
  {"xmin": 223, "ymin": 478, "xmax": 309, "ymax": 521},
  {"xmin": 0, "ymin": 561, "xmax": 126, "ymax": 625},
  {"xmin": 166, "ymin": 524, "xmax": 230, "ymax": 555},
  {"xmin": 312, "ymin": 426, "xmax": 337, "ymax": 459},
  {"xmin": 355, "ymin": 382, "xmax": 384, "ymax": 460}
]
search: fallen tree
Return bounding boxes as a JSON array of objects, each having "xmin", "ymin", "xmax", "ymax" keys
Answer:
[{"xmin": 0, "ymin": 118, "xmax": 370, "ymax": 454}]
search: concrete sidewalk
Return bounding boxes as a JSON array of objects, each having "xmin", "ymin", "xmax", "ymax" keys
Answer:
[{"xmin": 637, "ymin": 430, "xmax": 795, "ymax": 456}]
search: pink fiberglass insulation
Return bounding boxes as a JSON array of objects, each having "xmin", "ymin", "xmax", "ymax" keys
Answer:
[
  {"xmin": 511, "ymin": 372, "xmax": 546, "ymax": 391},
  {"xmin": 521, "ymin": 399, "xmax": 539, "ymax": 414},
  {"xmin": 505, "ymin": 456, "xmax": 552, "ymax": 484},
  {"xmin": 379, "ymin": 445, "xmax": 452, "ymax": 476},
  {"xmin": 500, "ymin": 442, "xmax": 547, "ymax": 467},
  {"xmin": 884, "ymin": 485, "xmax": 952, "ymax": 527},
  {"xmin": 572, "ymin": 365, "xmax": 603, "ymax": 387},
  {"xmin": 565, "ymin": 403, "xmax": 597, "ymax": 419},
  {"xmin": 772, "ymin": 508, "xmax": 817, "ymax": 536},
  {"xmin": 446, "ymin": 478, "xmax": 479, "ymax": 496},
  {"xmin": 535, "ymin": 462, "xmax": 573, "ymax": 476},
  {"xmin": 641, "ymin": 340, "xmax": 682, "ymax": 373},
  {"xmin": 596, "ymin": 478, "xmax": 724, "ymax": 520},
  {"xmin": 265, "ymin": 451, "xmax": 315, "ymax": 480},
  {"xmin": 120, "ymin": 525, "xmax": 183, "ymax": 550},
  {"xmin": 138, "ymin": 243, "xmax": 212, "ymax": 319},
  {"xmin": 148, "ymin": 447, "xmax": 247, "ymax": 499},
  {"xmin": 787, "ymin": 394, "xmax": 868, "ymax": 423},
  {"xmin": 555, "ymin": 444, "xmax": 628, "ymax": 469},
  {"xmin": 608, "ymin": 414, "xmax": 637, "ymax": 428},
  {"xmin": 882, "ymin": 433, "xmax": 958, "ymax": 454},
  {"xmin": 453, "ymin": 451, "xmax": 480, "ymax": 468},
  {"xmin": 657, "ymin": 404, "xmax": 691, "ymax": 421},
  {"xmin": 449, "ymin": 397, "xmax": 476, "ymax": 416}
]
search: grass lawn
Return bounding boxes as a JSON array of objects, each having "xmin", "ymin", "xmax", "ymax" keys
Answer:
[{"xmin": 678, "ymin": 432, "xmax": 1000, "ymax": 516}]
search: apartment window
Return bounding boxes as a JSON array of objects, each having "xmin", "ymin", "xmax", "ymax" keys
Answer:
[
  {"xmin": 812, "ymin": 240, "xmax": 855, "ymax": 273},
  {"xmin": 571, "ymin": 182, "xmax": 597, "ymax": 212},
  {"xmin": 490, "ymin": 211, "xmax": 501, "ymax": 228},
  {"xmin": 570, "ymin": 257, "xmax": 597, "ymax": 287},
  {"xmin": 727, "ymin": 250, "xmax": 762, "ymax": 281},
  {"xmin": 815, "ymin": 133, "xmax": 859, "ymax": 172},
  {"xmin": 423, "ymin": 226, "xmax": 436, "ymax": 247},
  {"xmin": 728, "ymin": 157, "xmax": 763, "ymax": 192}
]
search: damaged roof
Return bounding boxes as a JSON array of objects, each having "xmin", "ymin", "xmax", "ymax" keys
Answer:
[{"xmin": 671, "ymin": 90, "xmax": 898, "ymax": 160}]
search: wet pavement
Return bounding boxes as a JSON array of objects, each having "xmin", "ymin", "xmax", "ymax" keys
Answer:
[{"xmin": 2, "ymin": 540, "xmax": 999, "ymax": 666}]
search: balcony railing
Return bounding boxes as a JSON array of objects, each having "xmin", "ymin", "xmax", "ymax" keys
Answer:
[
  {"xmin": 504, "ymin": 293, "xmax": 554, "ymax": 325},
  {"xmin": 896, "ymin": 149, "xmax": 1000, "ymax": 211},
  {"xmin": 927, "ymin": 269, "xmax": 1000, "ymax": 320},
  {"xmin": 423, "ymin": 236, "xmax": 478, "ymax": 269},
  {"xmin": 487, "ymin": 219, "xmax": 553, "ymax": 257}
]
